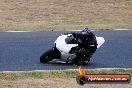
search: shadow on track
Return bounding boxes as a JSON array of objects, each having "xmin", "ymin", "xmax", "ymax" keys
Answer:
[{"xmin": 39, "ymin": 60, "xmax": 108, "ymax": 69}]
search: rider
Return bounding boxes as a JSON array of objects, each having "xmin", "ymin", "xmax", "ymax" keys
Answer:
[
  {"xmin": 81, "ymin": 28, "xmax": 97, "ymax": 53},
  {"xmin": 67, "ymin": 28, "xmax": 97, "ymax": 65},
  {"xmin": 71, "ymin": 28, "xmax": 97, "ymax": 53}
]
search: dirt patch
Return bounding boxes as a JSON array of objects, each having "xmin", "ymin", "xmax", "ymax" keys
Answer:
[
  {"xmin": 0, "ymin": 77, "xmax": 132, "ymax": 88},
  {"xmin": 0, "ymin": 0, "xmax": 132, "ymax": 31},
  {"xmin": 0, "ymin": 70, "xmax": 132, "ymax": 88}
]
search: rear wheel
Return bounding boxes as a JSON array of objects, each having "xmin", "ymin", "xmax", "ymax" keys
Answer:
[
  {"xmin": 74, "ymin": 59, "xmax": 90, "ymax": 66},
  {"xmin": 74, "ymin": 53, "xmax": 92, "ymax": 66},
  {"xmin": 40, "ymin": 49, "xmax": 54, "ymax": 63}
]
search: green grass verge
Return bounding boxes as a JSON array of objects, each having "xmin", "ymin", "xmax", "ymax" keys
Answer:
[{"xmin": 0, "ymin": 69, "xmax": 132, "ymax": 80}]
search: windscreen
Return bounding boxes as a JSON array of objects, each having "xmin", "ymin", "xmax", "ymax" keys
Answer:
[{"xmin": 65, "ymin": 35, "xmax": 75, "ymax": 44}]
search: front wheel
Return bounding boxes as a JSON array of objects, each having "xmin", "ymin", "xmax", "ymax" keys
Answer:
[{"xmin": 40, "ymin": 49, "xmax": 54, "ymax": 63}]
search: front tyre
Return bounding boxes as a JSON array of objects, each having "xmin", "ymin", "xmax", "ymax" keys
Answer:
[{"xmin": 40, "ymin": 49, "xmax": 54, "ymax": 63}]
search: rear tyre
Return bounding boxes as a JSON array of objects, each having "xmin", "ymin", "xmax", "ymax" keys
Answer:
[
  {"xmin": 74, "ymin": 54, "xmax": 92, "ymax": 66},
  {"xmin": 81, "ymin": 54, "xmax": 92, "ymax": 65},
  {"xmin": 40, "ymin": 49, "xmax": 54, "ymax": 63},
  {"xmin": 74, "ymin": 60, "xmax": 89, "ymax": 66}
]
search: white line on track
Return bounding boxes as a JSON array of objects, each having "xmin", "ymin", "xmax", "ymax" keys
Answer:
[
  {"xmin": 4, "ymin": 31, "xmax": 32, "ymax": 32},
  {"xmin": 67, "ymin": 68, "xmax": 132, "ymax": 71},
  {"xmin": 0, "ymin": 68, "xmax": 131, "ymax": 73},
  {"xmin": 3, "ymin": 29, "xmax": 132, "ymax": 32},
  {"xmin": 66, "ymin": 29, "xmax": 132, "ymax": 31},
  {"xmin": 71, "ymin": 30, "xmax": 98, "ymax": 31},
  {"xmin": 112, "ymin": 29, "xmax": 132, "ymax": 30}
]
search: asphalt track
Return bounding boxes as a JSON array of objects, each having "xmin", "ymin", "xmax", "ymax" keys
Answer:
[{"xmin": 0, "ymin": 30, "xmax": 132, "ymax": 71}]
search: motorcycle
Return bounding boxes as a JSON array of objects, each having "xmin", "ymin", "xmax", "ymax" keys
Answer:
[{"xmin": 40, "ymin": 31, "xmax": 105, "ymax": 66}]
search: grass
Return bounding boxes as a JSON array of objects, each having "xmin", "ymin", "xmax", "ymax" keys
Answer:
[
  {"xmin": 0, "ymin": 69, "xmax": 131, "ymax": 88},
  {"xmin": 0, "ymin": 69, "xmax": 132, "ymax": 80},
  {"xmin": 0, "ymin": 0, "xmax": 132, "ymax": 31}
]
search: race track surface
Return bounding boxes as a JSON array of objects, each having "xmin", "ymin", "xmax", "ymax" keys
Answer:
[{"xmin": 0, "ymin": 30, "xmax": 132, "ymax": 71}]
